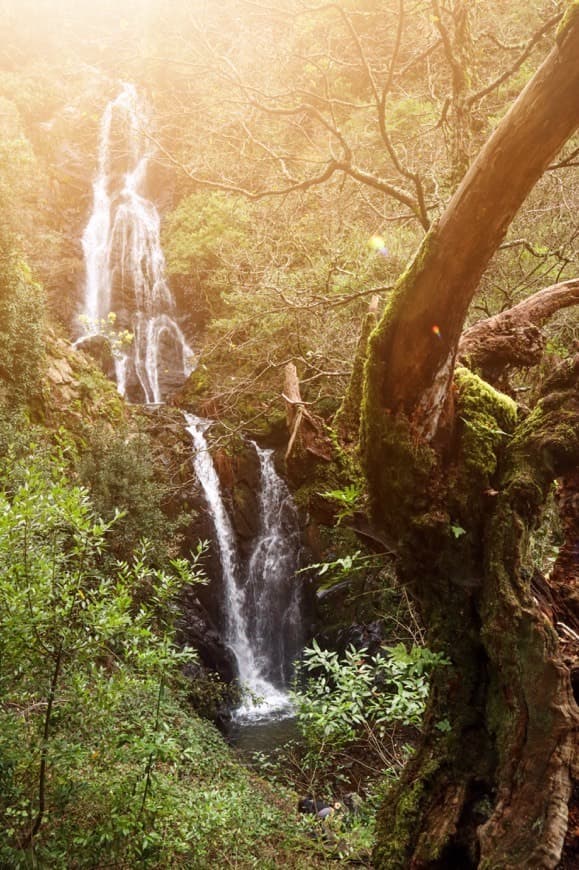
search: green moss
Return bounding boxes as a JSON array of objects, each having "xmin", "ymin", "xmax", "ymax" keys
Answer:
[
  {"xmin": 374, "ymin": 757, "xmax": 441, "ymax": 869},
  {"xmin": 180, "ymin": 366, "xmax": 211, "ymax": 401},
  {"xmin": 291, "ymin": 457, "xmax": 351, "ymax": 513},
  {"xmin": 454, "ymin": 366, "xmax": 518, "ymax": 485},
  {"xmin": 500, "ymin": 398, "xmax": 579, "ymax": 518},
  {"xmin": 361, "ymin": 400, "xmax": 437, "ymax": 541},
  {"xmin": 479, "ymin": 367, "xmax": 579, "ymax": 789},
  {"xmin": 334, "ymin": 308, "xmax": 377, "ymax": 443},
  {"xmin": 556, "ymin": 0, "xmax": 579, "ymax": 43}
]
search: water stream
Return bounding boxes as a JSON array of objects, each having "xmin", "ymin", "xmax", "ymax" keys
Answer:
[
  {"xmin": 79, "ymin": 83, "xmax": 193, "ymax": 403},
  {"xmin": 185, "ymin": 414, "xmax": 303, "ymax": 721}
]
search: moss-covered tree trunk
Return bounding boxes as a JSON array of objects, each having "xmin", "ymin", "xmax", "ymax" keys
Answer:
[{"xmin": 361, "ymin": 8, "xmax": 579, "ymax": 868}]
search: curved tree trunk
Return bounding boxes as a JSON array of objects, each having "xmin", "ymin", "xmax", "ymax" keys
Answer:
[
  {"xmin": 361, "ymin": 8, "xmax": 579, "ymax": 868},
  {"xmin": 362, "ymin": 12, "xmax": 579, "ymax": 447}
]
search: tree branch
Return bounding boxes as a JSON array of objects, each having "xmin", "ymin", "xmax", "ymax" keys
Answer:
[
  {"xmin": 467, "ymin": 13, "xmax": 562, "ymax": 107},
  {"xmin": 363, "ymin": 14, "xmax": 579, "ymax": 442},
  {"xmin": 458, "ymin": 278, "xmax": 579, "ymax": 382}
]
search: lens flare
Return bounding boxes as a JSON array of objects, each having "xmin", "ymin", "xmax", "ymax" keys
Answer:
[{"xmin": 369, "ymin": 235, "xmax": 388, "ymax": 256}]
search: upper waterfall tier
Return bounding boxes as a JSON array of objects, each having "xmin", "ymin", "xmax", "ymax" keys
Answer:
[{"xmin": 80, "ymin": 83, "xmax": 193, "ymax": 404}]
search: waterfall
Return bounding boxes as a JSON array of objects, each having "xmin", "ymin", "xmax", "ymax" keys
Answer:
[
  {"xmin": 80, "ymin": 85, "xmax": 303, "ymax": 722},
  {"xmin": 79, "ymin": 83, "xmax": 193, "ymax": 403},
  {"xmin": 244, "ymin": 445, "xmax": 303, "ymax": 687},
  {"xmin": 184, "ymin": 413, "xmax": 303, "ymax": 721}
]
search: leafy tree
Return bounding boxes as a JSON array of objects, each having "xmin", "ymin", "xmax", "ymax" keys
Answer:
[
  {"xmin": 163, "ymin": 190, "xmax": 252, "ymax": 324},
  {"xmin": 77, "ymin": 424, "xmax": 185, "ymax": 565},
  {"xmin": 0, "ymin": 453, "xmax": 202, "ymax": 861}
]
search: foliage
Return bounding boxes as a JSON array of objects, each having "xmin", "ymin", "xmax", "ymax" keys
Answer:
[
  {"xmin": 0, "ymin": 453, "xmax": 195, "ymax": 863},
  {"xmin": 77, "ymin": 424, "xmax": 189, "ymax": 565},
  {"xmin": 305, "ymin": 549, "xmax": 368, "ymax": 589},
  {"xmin": 0, "ymin": 233, "xmax": 45, "ymax": 407},
  {"xmin": 244, "ymin": 639, "xmax": 446, "ymax": 862},
  {"xmin": 292, "ymin": 640, "xmax": 447, "ymax": 752},
  {"xmin": 77, "ymin": 311, "xmax": 134, "ymax": 356},
  {"xmin": 162, "ymin": 191, "xmax": 252, "ymax": 324},
  {"xmin": 319, "ymin": 483, "xmax": 364, "ymax": 525},
  {"xmin": 0, "ymin": 451, "xmax": 320, "ymax": 868},
  {"xmin": 163, "ymin": 191, "xmax": 250, "ymax": 279}
]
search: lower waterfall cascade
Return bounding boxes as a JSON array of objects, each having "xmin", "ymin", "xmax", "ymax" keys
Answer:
[{"xmin": 184, "ymin": 413, "xmax": 304, "ymax": 721}]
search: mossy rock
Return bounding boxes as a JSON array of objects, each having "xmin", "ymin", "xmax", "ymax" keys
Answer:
[{"xmin": 38, "ymin": 331, "xmax": 126, "ymax": 436}]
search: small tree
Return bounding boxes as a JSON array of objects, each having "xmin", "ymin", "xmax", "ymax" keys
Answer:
[{"xmin": 0, "ymin": 452, "xmax": 204, "ymax": 864}]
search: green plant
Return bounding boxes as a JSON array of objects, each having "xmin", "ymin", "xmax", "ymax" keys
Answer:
[
  {"xmin": 302, "ymin": 549, "xmax": 382, "ymax": 592},
  {"xmin": 292, "ymin": 640, "xmax": 447, "ymax": 751},
  {"xmin": 0, "ymin": 453, "xmax": 200, "ymax": 862},
  {"xmin": 0, "ymin": 232, "xmax": 45, "ymax": 406},
  {"xmin": 77, "ymin": 424, "xmax": 189, "ymax": 565},
  {"xmin": 77, "ymin": 311, "xmax": 134, "ymax": 355},
  {"xmin": 319, "ymin": 484, "xmax": 364, "ymax": 524}
]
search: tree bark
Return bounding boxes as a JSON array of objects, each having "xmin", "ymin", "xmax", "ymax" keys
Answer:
[
  {"xmin": 550, "ymin": 471, "xmax": 579, "ymax": 636},
  {"xmin": 371, "ymin": 356, "xmax": 579, "ymax": 869}
]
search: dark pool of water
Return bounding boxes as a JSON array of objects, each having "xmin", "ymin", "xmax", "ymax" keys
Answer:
[{"xmin": 226, "ymin": 714, "xmax": 300, "ymax": 759}]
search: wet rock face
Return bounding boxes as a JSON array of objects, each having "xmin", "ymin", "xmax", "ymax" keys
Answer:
[
  {"xmin": 231, "ymin": 480, "xmax": 259, "ymax": 543},
  {"xmin": 227, "ymin": 446, "xmax": 261, "ymax": 557},
  {"xmin": 177, "ymin": 593, "xmax": 237, "ymax": 683}
]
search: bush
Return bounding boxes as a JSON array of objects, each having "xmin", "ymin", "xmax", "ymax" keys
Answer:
[
  {"xmin": 0, "ymin": 232, "xmax": 45, "ymax": 406},
  {"xmin": 77, "ymin": 425, "xmax": 187, "ymax": 565},
  {"xmin": 293, "ymin": 640, "xmax": 447, "ymax": 750}
]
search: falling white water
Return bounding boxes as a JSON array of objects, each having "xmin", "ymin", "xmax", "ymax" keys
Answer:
[
  {"xmin": 241, "ymin": 445, "xmax": 303, "ymax": 688},
  {"xmin": 184, "ymin": 413, "xmax": 302, "ymax": 721},
  {"xmin": 79, "ymin": 83, "xmax": 193, "ymax": 403}
]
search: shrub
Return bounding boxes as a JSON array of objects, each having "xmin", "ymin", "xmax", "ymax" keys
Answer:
[
  {"xmin": 292, "ymin": 640, "xmax": 447, "ymax": 751},
  {"xmin": 0, "ymin": 232, "xmax": 45, "ymax": 406},
  {"xmin": 77, "ymin": 425, "xmax": 186, "ymax": 565}
]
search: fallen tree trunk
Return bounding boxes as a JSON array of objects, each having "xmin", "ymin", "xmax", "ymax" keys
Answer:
[{"xmin": 458, "ymin": 279, "xmax": 579, "ymax": 384}]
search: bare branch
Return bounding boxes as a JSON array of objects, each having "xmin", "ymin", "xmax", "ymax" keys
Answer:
[
  {"xmin": 467, "ymin": 13, "xmax": 562, "ymax": 107},
  {"xmin": 547, "ymin": 145, "xmax": 579, "ymax": 170}
]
